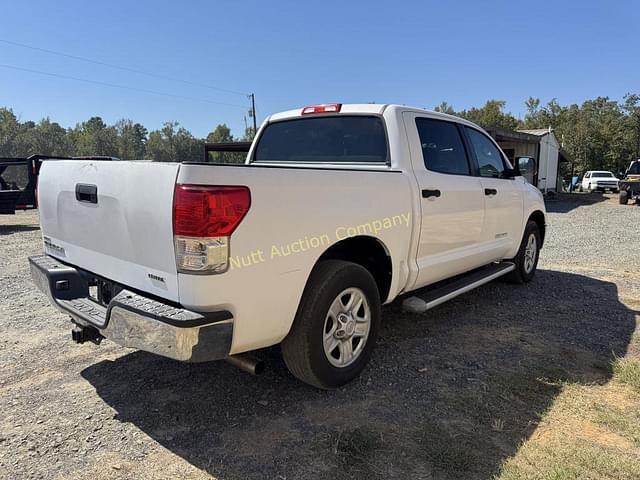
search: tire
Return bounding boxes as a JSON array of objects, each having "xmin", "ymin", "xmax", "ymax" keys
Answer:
[
  {"xmin": 578, "ymin": 185, "xmax": 583, "ymax": 192},
  {"xmin": 619, "ymin": 190, "xmax": 629, "ymax": 205},
  {"xmin": 281, "ymin": 260, "xmax": 381, "ymax": 389},
  {"xmin": 505, "ymin": 221, "xmax": 541, "ymax": 284}
]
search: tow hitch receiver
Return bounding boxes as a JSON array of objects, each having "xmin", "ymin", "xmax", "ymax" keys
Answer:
[{"xmin": 71, "ymin": 325, "xmax": 103, "ymax": 345}]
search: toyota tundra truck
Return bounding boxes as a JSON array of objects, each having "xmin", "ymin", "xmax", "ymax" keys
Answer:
[{"xmin": 30, "ymin": 104, "xmax": 546, "ymax": 389}]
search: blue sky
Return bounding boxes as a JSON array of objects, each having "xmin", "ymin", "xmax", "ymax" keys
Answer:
[{"xmin": 1, "ymin": 0, "xmax": 638, "ymax": 138}]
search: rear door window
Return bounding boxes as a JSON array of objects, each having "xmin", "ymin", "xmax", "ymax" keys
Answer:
[
  {"xmin": 253, "ymin": 116, "xmax": 387, "ymax": 163},
  {"xmin": 415, "ymin": 118, "xmax": 470, "ymax": 175}
]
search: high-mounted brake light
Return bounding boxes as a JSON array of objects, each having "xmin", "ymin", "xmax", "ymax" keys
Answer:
[
  {"xmin": 301, "ymin": 103, "xmax": 342, "ymax": 115},
  {"xmin": 173, "ymin": 184, "xmax": 251, "ymax": 274}
]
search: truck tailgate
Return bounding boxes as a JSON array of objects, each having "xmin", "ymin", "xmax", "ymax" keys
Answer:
[{"xmin": 38, "ymin": 160, "xmax": 181, "ymax": 302}]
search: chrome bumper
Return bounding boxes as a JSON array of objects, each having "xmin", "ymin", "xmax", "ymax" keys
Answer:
[{"xmin": 29, "ymin": 255, "xmax": 233, "ymax": 362}]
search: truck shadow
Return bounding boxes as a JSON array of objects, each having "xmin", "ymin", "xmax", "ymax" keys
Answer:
[
  {"xmin": 544, "ymin": 192, "xmax": 609, "ymax": 213},
  {"xmin": 81, "ymin": 269, "xmax": 637, "ymax": 480},
  {"xmin": 0, "ymin": 224, "xmax": 40, "ymax": 235}
]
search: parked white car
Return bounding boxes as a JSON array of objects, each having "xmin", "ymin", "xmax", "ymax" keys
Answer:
[
  {"xmin": 580, "ymin": 170, "xmax": 619, "ymax": 192},
  {"xmin": 30, "ymin": 104, "xmax": 546, "ymax": 388}
]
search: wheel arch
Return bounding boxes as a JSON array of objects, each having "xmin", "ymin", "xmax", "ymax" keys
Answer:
[
  {"xmin": 528, "ymin": 210, "xmax": 546, "ymax": 248},
  {"xmin": 311, "ymin": 235, "xmax": 393, "ymax": 304}
]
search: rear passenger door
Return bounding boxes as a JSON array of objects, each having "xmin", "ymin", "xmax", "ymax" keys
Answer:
[
  {"xmin": 403, "ymin": 113, "xmax": 490, "ymax": 288},
  {"xmin": 463, "ymin": 127, "xmax": 524, "ymax": 259}
]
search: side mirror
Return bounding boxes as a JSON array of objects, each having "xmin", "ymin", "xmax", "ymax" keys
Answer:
[
  {"xmin": 502, "ymin": 165, "xmax": 520, "ymax": 179},
  {"xmin": 516, "ymin": 156, "xmax": 536, "ymax": 175}
]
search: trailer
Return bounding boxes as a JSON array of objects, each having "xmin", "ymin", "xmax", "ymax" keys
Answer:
[
  {"xmin": 619, "ymin": 160, "xmax": 640, "ymax": 205},
  {"xmin": 0, "ymin": 156, "xmax": 41, "ymax": 214}
]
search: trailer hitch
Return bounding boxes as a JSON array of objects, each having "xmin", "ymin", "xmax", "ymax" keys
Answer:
[{"xmin": 71, "ymin": 325, "xmax": 103, "ymax": 345}]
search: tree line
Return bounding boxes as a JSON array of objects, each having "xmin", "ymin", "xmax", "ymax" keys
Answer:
[
  {"xmin": 0, "ymin": 107, "xmax": 254, "ymax": 163},
  {"xmin": 2, "ymin": 94, "xmax": 640, "ymax": 174},
  {"xmin": 435, "ymin": 94, "xmax": 640, "ymax": 175}
]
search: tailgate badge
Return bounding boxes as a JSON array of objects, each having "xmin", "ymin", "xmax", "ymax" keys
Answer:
[
  {"xmin": 148, "ymin": 273, "xmax": 166, "ymax": 283},
  {"xmin": 43, "ymin": 236, "xmax": 66, "ymax": 257}
]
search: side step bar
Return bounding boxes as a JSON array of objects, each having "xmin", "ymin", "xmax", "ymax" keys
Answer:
[{"xmin": 402, "ymin": 262, "xmax": 515, "ymax": 314}]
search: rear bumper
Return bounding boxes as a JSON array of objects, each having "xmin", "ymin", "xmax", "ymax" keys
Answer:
[{"xmin": 29, "ymin": 254, "xmax": 233, "ymax": 362}]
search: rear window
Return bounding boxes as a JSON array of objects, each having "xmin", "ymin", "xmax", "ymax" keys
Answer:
[{"xmin": 253, "ymin": 116, "xmax": 387, "ymax": 163}]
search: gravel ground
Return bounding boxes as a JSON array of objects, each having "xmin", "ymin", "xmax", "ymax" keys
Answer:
[{"xmin": 0, "ymin": 193, "xmax": 638, "ymax": 480}]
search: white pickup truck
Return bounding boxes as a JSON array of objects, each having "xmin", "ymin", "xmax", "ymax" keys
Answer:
[{"xmin": 30, "ymin": 103, "xmax": 546, "ymax": 389}]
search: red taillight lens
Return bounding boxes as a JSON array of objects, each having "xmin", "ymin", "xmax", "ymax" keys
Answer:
[
  {"xmin": 301, "ymin": 103, "xmax": 342, "ymax": 115},
  {"xmin": 173, "ymin": 184, "xmax": 251, "ymax": 237}
]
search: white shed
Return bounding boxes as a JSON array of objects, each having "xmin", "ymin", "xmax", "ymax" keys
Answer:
[{"xmin": 518, "ymin": 129, "xmax": 560, "ymax": 193}]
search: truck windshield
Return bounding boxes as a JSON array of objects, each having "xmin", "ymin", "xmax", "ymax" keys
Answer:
[
  {"xmin": 253, "ymin": 116, "xmax": 387, "ymax": 163},
  {"xmin": 592, "ymin": 172, "xmax": 614, "ymax": 178}
]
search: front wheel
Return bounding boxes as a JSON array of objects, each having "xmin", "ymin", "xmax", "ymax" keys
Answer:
[
  {"xmin": 505, "ymin": 221, "xmax": 541, "ymax": 284},
  {"xmin": 281, "ymin": 260, "xmax": 381, "ymax": 389}
]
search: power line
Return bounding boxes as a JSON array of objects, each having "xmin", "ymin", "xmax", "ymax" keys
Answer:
[
  {"xmin": 0, "ymin": 63, "xmax": 248, "ymax": 108},
  {"xmin": 0, "ymin": 38, "xmax": 249, "ymax": 97}
]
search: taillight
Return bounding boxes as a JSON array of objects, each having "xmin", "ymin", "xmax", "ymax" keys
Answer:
[
  {"xmin": 301, "ymin": 103, "xmax": 342, "ymax": 115},
  {"xmin": 173, "ymin": 184, "xmax": 251, "ymax": 274}
]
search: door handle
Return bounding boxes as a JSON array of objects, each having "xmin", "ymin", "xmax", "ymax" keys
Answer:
[
  {"xmin": 484, "ymin": 188, "xmax": 497, "ymax": 196},
  {"xmin": 75, "ymin": 183, "xmax": 98, "ymax": 204},
  {"xmin": 422, "ymin": 189, "xmax": 441, "ymax": 198}
]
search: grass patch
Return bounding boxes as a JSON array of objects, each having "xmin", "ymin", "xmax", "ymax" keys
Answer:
[
  {"xmin": 497, "ymin": 437, "xmax": 640, "ymax": 480},
  {"xmin": 495, "ymin": 378, "xmax": 640, "ymax": 480},
  {"xmin": 455, "ymin": 369, "xmax": 569, "ymax": 429},
  {"xmin": 594, "ymin": 405, "xmax": 640, "ymax": 446},
  {"xmin": 611, "ymin": 357, "xmax": 640, "ymax": 392}
]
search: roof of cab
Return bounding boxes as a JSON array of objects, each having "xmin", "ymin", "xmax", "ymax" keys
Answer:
[{"xmin": 265, "ymin": 103, "xmax": 479, "ymax": 129}]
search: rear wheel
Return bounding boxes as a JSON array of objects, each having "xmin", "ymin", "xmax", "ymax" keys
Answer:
[
  {"xmin": 619, "ymin": 190, "xmax": 629, "ymax": 205},
  {"xmin": 281, "ymin": 260, "xmax": 381, "ymax": 389},
  {"xmin": 506, "ymin": 221, "xmax": 541, "ymax": 284}
]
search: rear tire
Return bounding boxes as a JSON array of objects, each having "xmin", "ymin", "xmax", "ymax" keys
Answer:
[
  {"xmin": 281, "ymin": 260, "xmax": 381, "ymax": 389},
  {"xmin": 619, "ymin": 191, "xmax": 629, "ymax": 205},
  {"xmin": 505, "ymin": 221, "xmax": 541, "ymax": 284}
]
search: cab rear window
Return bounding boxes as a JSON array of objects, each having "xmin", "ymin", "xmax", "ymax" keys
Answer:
[{"xmin": 253, "ymin": 116, "xmax": 387, "ymax": 163}]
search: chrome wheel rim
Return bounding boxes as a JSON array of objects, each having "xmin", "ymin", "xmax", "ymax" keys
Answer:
[
  {"xmin": 323, "ymin": 287, "xmax": 371, "ymax": 368},
  {"xmin": 523, "ymin": 234, "xmax": 537, "ymax": 274}
]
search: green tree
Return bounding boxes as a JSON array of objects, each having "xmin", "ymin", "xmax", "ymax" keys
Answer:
[
  {"xmin": 24, "ymin": 118, "xmax": 72, "ymax": 156},
  {"xmin": 205, "ymin": 123, "xmax": 245, "ymax": 163},
  {"xmin": 115, "ymin": 119, "xmax": 147, "ymax": 160},
  {"xmin": 457, "ymin": 100, "xmax": 520, "ymax": 130},
  {"xmin": 146, "ymin": 122, "xmax": 203, "ymax": 162},
  {"xmin": 71, "ymin": 117, "xmax": 119, "ymax": 157},
  {"xmin": 434, "ymin": 101, "xmax": 456, "ymax": 115},
  {"xmin": 0, "ymin": 108, "xmax": 22, "ymax": 156},
  {"xmin": 206, "ymin": 123, "xmax": 234, "ymax": 143}
]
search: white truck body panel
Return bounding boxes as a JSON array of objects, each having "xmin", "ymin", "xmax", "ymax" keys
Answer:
[
  {"xmin": 176, "ymin": 164, "xmax": 414, "ymax": 352},
  {"xmin": 38, "ymin": 160, "xmax": 181, "ymax": 301}
]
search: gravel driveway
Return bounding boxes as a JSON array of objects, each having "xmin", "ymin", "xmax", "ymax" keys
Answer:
[{"xmin": 1, "ymin": 193, "xmax": 638, "ymax": 479}]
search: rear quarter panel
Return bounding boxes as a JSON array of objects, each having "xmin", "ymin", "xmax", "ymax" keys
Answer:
[{"xmin": 177, "ymin": 164, "xmax": 414, "ymax": 353}]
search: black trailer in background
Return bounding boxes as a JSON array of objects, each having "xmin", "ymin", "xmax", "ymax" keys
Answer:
[
  {"xmin": 203, "ymin": 142, "xmax": 251, "ymax": 164},
  {"xmin": 0, "ymin": 155, "xmax": 42, "ymax": 214}
]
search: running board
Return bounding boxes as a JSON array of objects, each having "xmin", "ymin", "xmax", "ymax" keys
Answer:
[{"xmin": 402, "ymin": 262, "xmax": 515, "ymax": 314}]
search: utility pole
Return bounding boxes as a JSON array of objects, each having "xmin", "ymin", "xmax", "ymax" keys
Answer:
[{"xmin": 249, "ymin": 93, "xmax": 257, "ymax": 135}]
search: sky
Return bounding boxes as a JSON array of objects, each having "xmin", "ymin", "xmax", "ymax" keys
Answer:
[{"xmin": 1, "ymin": 0, "xmax": 639, "ymax": 138}]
